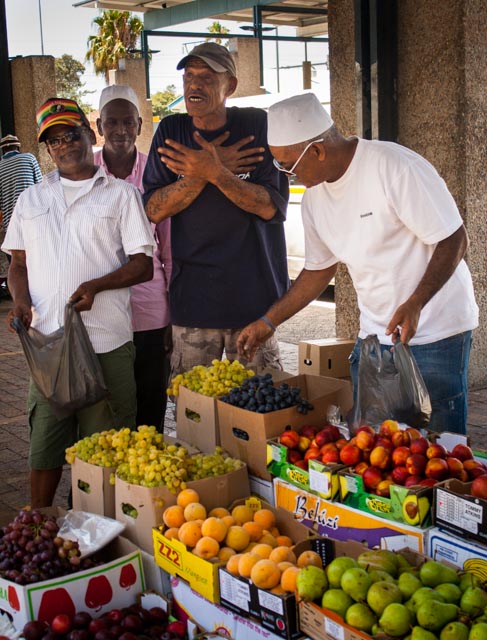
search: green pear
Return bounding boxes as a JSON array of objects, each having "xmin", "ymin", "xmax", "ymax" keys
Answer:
[
  {"xmin": 379, "ymin": 602, "xmax": 413, "ymax": 637},
  {"xmin": 459, "ymin": 572, "xmax": 481, "ymax": 592},
  {"xmin": 398, "ymin": 572, "xmax": 423, "ymax": 599},
  {"xmin": 469, "ymin": 621, "xmax": 487, "ymax": 640},
  {"xmin": 460, "ymin": 587, "xmax": 487, "ymax": 618},
  {"xmin": 439, "ymin": 621, "xmax": 469, "ymax": 640},
  {"xmin": 416, "ymin": 600, "xmax": 459, "ymax": 632},
  {"xmin": 340, "ymin": 567, "xmax": 371, "ymax": 602},
  {"xmin": 358, "ymin": 549, "xmax": 399, "ymax": 578},
  {"xmin": 419, "ymin": 560, "xmax": 459, "ymax": 587},
  {"xmin": 435, "ymin": 582, "xmax": 462, "ymax": 604},
  {"xmin": 325, "ymin": 556, "xmax": 359, "ymax": 588},
  {"xmin": 411, "ymin": 626, "xmax": 440, "ymax": 640},
  {"xmin": 321, "ymin": 588, "xmax": 353, "ymax": 619},
  {"xmin": 367, "ymin": 581, "xmax": 403, "ymax": 616},
  {"xmin": 296, "ymin": 565, "xmax": 328, "ymax": 602},
  {"xmin": 397, "ymin": 552, "xmax": 414, "ymax": 571},
  {"xmin": 368, "ymin": 569, "xmax": 396, "ymax": 584},
  {"xmin": 411, "ymin": 586, "xmax": 446, "ymax": 612},
  {"xmin": 345, "ymin": 602, "xmax": 376, "ymax": 632}
]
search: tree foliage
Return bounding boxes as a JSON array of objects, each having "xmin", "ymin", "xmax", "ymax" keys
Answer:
[
  {"xmin": 86, "ymin": 10, "xmax": 144, "ymax": 78},
  {"xmin": 55, "ymin": 54, "xmax": 94, "ymax": 112},
  {"xmin": 151, "ymin": 85, "xmax": 178, "ymax": 119},
  {"xmin": 206, "ymin": 21, "xmax": 230, "ymax": 46}
]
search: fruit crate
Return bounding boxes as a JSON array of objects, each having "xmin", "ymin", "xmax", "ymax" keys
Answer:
[
  {"xmin": 71, "ymin": 458, "xmax": 116, "ymax": 518},
  {"xmin": 434, "ymin": 478, "xmax": 487, "ymax": 545},
  {"xmin": 338, "ymin": 468, "xmax": 437, "ymax": 528},
  {"xmin": 267, "ymin": 437, "xmax": 345, "ymax": 500}
]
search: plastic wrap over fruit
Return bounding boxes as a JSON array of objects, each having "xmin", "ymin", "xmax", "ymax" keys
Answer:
[{"xmin": 56, "ymin": 511, "xmax": 125, "ymax": 557}]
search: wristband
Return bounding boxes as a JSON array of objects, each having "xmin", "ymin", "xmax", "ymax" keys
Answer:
[{"xmin": 261, "ymin": 314, "xmax": 277, "ymax": 332}]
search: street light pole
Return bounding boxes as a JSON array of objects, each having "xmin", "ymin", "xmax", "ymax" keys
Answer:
[{"xmin": 38, "ymin": 0, "xmax": 44, "ymax": 54}]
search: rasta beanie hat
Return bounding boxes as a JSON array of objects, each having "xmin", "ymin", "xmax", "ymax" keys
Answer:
[{"xmin": 36, "ymin": 97, "xmax": 91, "ymax": 142}]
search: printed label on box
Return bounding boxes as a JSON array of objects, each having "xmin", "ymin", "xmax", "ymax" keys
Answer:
[
  {"xmin": 219, "ymin": 571, "xmax": 251, "ymax": 612},
  {"xmin": 325, "ymin": 617, "xmax": 345, "ymax": 640},
  {"xmin": 309, "ymin": 468, "xmax": 330, "ymax": 495},
  {"xmin": 258, "ymin": 590, "xmax": 284, "ymax": 616},
  {"xmin": 436, "ymin": 488, "xmax": 482, "ymax": 532}
]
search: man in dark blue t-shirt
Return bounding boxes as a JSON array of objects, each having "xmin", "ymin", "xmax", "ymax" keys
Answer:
[{"xmin": 143, "ymin": 42, "xmax": 289, "ymax": 375}]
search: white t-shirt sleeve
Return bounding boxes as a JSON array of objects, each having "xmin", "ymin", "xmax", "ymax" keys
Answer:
[
  {"xmin": 1, "ymin": 198, "xmax": 26, "ymax": 253},
  {"xmin": 386, "ymin": 155, "xmax": 463, "ymax": 245},
  {"xmin": 302, "ymin": 190, "xmax": 339, "ymax": 271}
]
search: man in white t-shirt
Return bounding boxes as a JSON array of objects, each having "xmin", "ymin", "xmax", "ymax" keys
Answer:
[
  {"xmin": 2, "ymin": 97, "xmax": 155, "ymax": 506},
  {"xmin": 237, "ymin": 92, "xmax": 478, "ymax": 434}
]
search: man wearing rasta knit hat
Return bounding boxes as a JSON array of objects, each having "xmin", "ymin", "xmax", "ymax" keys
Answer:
[{"xmin": 2, "ymin": 97, "xmax": 156, "ymax": 507}]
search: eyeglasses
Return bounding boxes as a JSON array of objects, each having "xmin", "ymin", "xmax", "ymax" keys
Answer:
[
  {"xmin": 273, "ymin": 138, "xmax": 324, "ymax": 177},
  {"xmin": 45, "ymin": 129, "xmax": 83, "ymax": 149}
]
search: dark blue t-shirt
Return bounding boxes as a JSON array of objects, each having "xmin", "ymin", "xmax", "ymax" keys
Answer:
[{"xmin": 143, "ymin": 107, "xmax": 289, "ymax": 328}]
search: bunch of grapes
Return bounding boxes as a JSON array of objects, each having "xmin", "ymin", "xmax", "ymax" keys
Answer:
[
  {"xmin": 221, "ymin": 373, "xmax": 314, "ymax": 414},
  {"xmin": 186, "ymin": 447, "xmax": 245, "ymax": 481},
  {"xmin": 0, "ymin": 509, "xmax": 97, "ymax": 585},
  {"xmin": 166, "ymin": 359, "xmax": 254, "ymax": 397}
]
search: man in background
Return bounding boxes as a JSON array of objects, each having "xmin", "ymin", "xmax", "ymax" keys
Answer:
[
  {"xmin": 95, "ymin": 85, "xmax": 172, "ymax": 431},
  {"xmin": 0, "ymin": 135, "xmax": 42, "ymax": 297}
]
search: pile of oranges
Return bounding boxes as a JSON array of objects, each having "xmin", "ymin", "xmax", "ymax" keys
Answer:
[{"xmin": 160, "ymin": 489, "xmax": 323, "ymax": 594}]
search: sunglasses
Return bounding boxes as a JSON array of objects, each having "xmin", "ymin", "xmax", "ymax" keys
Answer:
[
  {"xmin": 273, "ymin": 138, "xmax": 324, "ymax": 177},
  {"xmin": 45, "ymin": 129, "xmax": 83, "ymax": 149}
]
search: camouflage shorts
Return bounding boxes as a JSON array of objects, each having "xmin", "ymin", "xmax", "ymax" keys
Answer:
[{"xmin": 170, "ymin": 325, "xmax": 282, "ymax": 377}]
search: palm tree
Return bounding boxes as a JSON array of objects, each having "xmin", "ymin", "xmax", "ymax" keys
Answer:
[{"xmin": 86, "ymin": 10, "xmax": 144, "ymax": 79}]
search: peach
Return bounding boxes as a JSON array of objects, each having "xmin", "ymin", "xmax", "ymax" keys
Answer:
[
  {"xmin": 320, "ymin": 443, "xmax": 340, "ymax": 464},
  {"xmin": 335, "ymin": 438, "xmax": 348, "ymax": 450},
  {"xmin": 300, "ymin": 425, "xmax": 317, "ymax": 440},
  {"xmin": 208, "ymin": 507, "xmax": 231, "ymax": 519},
  {"xmin": 450, "ymin": 443, "xmax": 474, "ymax": 461},
  {"xmin": 391, "ymin": 430, "xmax": 411, "ymax": 448},
  {"xmin": 304, "ymin": 447, "xmax": 321, "ymax": 462},
  {"xmin": 297, "ymin": 550, "xmax": 323, "ymax": 568},
  {"xmin": 405, "ymin": 427, "xmax": 423, "ymax": 441},
  {"xmin": 226, "ymin": 553, "xmax": 243, "ymax": 575},
  {"xmin": 339, "ymin": 443, "xmax": 362, "ymax": 466},
  {"xmin": 218, "ymin": 547, "xmax": 237, "ymax": 563},
  {"xmin": 379, "ymin": 419, "xmax": 400, "ymax": 437},
  {"xmin": 391, "ymin": 466, "xmax": 410, "ymax": 486},
  {"xmin": 252, "ymin": 543, "xmax": 274, "ymax": 559},
  {"xmin": 225, "ymin": 526, "xmax": 251, "ymax": 551},
  {"xmin": 369, "ymin": 445, "xmax": 392, "ymax": 470},
  {"xmin": 392, "ymin": 446, "xmax": 411, "ymax": 467},
  {"xmin": 355, "ymin": 429, "xmax": 376, "ymax": 451},
  {"xmin": 201, "ymin": 517, "xmax": 228, "ymax": 542},
  {"xmin": 281, "ymin": 566, "xmax": 301, "ymax": 592},
  {"xmin": 193, "ymin": 536, "xmax": 220, "ymax": 560},
  {"xmin": 419, "ymin": 478, "xmax": 438, "ymax": 487},
  {"xmin": 363, "ymin": 466, "xmax": 383, "ymax": 491},
  {"xmin": 279, "ymin": 429, "xmax": 300, "ymax": 449},
  {"xmin": 162, "ymin": 505, "xmax": 185, "ymax": 529},
  {"xmin": 425, "ymin": 457, "xmax": 449, "ymax": 481},
  {"xmin": 404, "ymin": 474, "xmax": 423, "ymax": 487},
  {"xmin": 426, "ymin": 443, "xmax": 448, "ymax": 460},
  {"xmin": 356, "ymin": 425, "xmax": 376, "ymax": 436},
  {"xmin": 445, "ymin": 456, "xmax": 464, "ymax": 478},
  {"xmin": 258, "ymin": 531, "xmax": 278, "ymax": 547},
  {"xmin": 406, "ymin": 453, "xmax": 427, "ymax": 476},
  {"xmin": 354, "ymin": 461, "xmax": 369, "ymax": 476},
  {"xmin": 242, "ymin": 521, "xmax": 264, "ymax": 542},
  {"xmin": 253, "ymin": 509, "xmax": 276, "ymax": 531},
  {"xmin": 471, "ymin": 475, "xmax": 487, "ymax": 499},
  {"xmin": 375, "ymin": 479, "xmax": 393, "ymax": 497},
  {"xmin": 275, "ymin": 535, "xmax": 294, "ymax": 548},
  {"xmin": 238, "ymin": 552, "xmax": 262, "ymax": 578},
  {"xmin": 183, "ymin": 502, "xmax": 207, "ymax": 522},
  {"xmin": 287, "ymin": 449, "xmax": 303, "ymax": 465},
  {"xmin": 295, "ymin": 459, "xmax": 309, "ymax": 470},
  {"xmin": 298, "ymin": 436, "xmax": 311, "ymax": 453},
  {"xmin": 409, "ymin": 437, "xmax": 429, "ymax": 457},
  {"xmin": 464, "ymin": 459, "xmax": 487, "ymax": 480},
  {"xmin": 269, "ymin": 546, "xmax": 297, "ymax": 565},
  {"xmin": 231, "ymin": 504, "xmax": 254, "ymax": 525},
  {"xmin": 176, "ymin": 488, "xmax": 200, "ymax": 508},
  {"xmin": 178, "ymin": 521, "xmax": 202, "ymax": 548},
  {"xmin": 315, "ymin": 425, "xmax": 340, "ymax": 447},
  {"xmin": 375, "ymin": 436, "xmax": 394, "ymax": 451},
  {"xmin": 250, "ymin": 559, "xmax": 281, "ymax": 590}
]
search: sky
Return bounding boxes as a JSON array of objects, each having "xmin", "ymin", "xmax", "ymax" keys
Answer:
[{"xmin": 5, "ymin": 0, "xmax": 329, "ymax": 109}]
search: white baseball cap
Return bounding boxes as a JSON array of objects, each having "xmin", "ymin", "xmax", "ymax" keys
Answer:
[
  {"xmin": 267, "ymin": 93, "xmax": 333, "ymax": 147},
  {"xmin": 99, "ymin": 85, "xmax": 140, "ymax": 114}
]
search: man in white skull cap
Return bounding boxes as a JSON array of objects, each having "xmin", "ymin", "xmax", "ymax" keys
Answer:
[{"xmin": 237, "ymin": 92, "xmax": 478, "ymax": 434}]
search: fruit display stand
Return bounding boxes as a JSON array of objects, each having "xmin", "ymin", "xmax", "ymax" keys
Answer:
[
  {"xmin": 433, "ymin": 478, "xmax": 487, "ymax": 545},
  {"xmin": 218, "ymin": 376, "xmax": 352, "ymax": 481},
  {"xmin": 219, "ymin": 537, "xmax": 331, "ymax": 640},
  {"xmin": 71, "ymin": 457, "xmax": 116, "ymax": 518},
  {"xmin": 428, "ymin": 526, "xmax": 487, "ymax": 581},
  {"xmin": 116, "ymin": 463, "xmax": 250, "ymax": 554},
  {"xmin": 274, "ymin": 477, "xmax": 430, "ymax": 552},
  {"xmin": 0, "ymin": 536, "xmax": 144, "ymax": 632},
  {"xmin": 338, "ymin": 468, "xmax": 436, "ymax": 527},
  {"xmin": 298, "ymin": 339, "xmax": 355, "ymax": 379}
]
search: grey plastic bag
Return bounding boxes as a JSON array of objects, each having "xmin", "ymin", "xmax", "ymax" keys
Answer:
[
  {"xmin": 12, "ymin": 303, "xmax": 108, "ymax": 418},
  {"xmin": 352, "ymin": 334, "xmax": 431, "ymax": 429}
]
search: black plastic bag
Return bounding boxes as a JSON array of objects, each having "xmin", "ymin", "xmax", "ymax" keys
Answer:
[
  {"xmin": 351, "ymin": 334, "xmax": 431, "ymax": 429},
  {"xmin": 12, "ymin": 303, "xmax": 108, "ymax": 419}
]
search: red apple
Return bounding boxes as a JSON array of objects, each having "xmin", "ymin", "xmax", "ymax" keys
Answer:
[
  {"xmin": 392, "ymin": 446, "xmax": 411, "ymax": 467},
  {"xmin": 379, "ymin": 419, "xmax": 400, "ymax": 437},
  {"xmin": 376, "ymin": 479, "xmax": 393, "ymax": 497},
  {"xmin": 404, "ymin": 474, "xmax": 423, "ymax": 487},
  {"xmin": 410, "ymin": 437, "xmax": 429, "ymax": 456},
  {"xmin": 354, "ymin": 461, "xmax": 369, "ymax": 476},
  {"xmin": 406, "ymin": 453, "xmax": 427, "ymax": 476},
  {"xmin": 363, "ymin": 466, "xmax": 383, "ymax": 491},
  {"xmin": 391, "ymin": 430, "xmax": 411, "ymax": 448},
  {"xmin": 445, "ymin": 456, "xmax": 465, "ymax": 478},
  {"xmin": 471, "ymin": 475, "xmax": 487, "ymax": 500},
  {"xmin": 287, "ymin": 449, "xmax": 303, "ymax": 465},
  {"xmin": 279, "ymin": 429, "xmax": 300, "ymax": 449},
  {"xmin": 425, "ymin": 457, "xmax": 449, "ymax": 481},
  {"xmin": 450, "ymin": 443, "xmax": 474, "ymax": 461},
  {"xmin": 391, "ymin": 466, "xmax": 410, "ymax": 486},
  {"xmin": 426, "ymin": 443, "xmax": 448, "ymax": 460},
  {"xmin": 300, "ymin": 425, "xmax": 317, "ymax": 440},
  {"xmin": 339, "ymin": 443, "xmax": 362, "ymax": 466},
  {"xmin": 355, "ymin": 429, "xmax": 376, "ymax": 451},
  {"xmin": 297, "ymin": 436, "xmax": 311, "ymax": 453},
  {"xmin": 369, "ymin": 445, "xmax": 392, "ymax": 470}
]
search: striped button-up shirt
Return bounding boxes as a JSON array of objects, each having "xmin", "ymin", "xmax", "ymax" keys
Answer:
[
  {"xmin": 2, "ymin": 166, "xmax": 155, "ymax": 353},
  {"xmin": 0, "ymin": 151, "xmax": 42, "ymax": 230}
]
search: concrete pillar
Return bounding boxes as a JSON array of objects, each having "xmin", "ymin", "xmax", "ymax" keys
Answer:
[
  {"xmin": 302, "ymin": 61, "xmax": 312, "ymax": 90},
  {"xmin": 108, "ymin": 58, "xmax": 154, "ymax": 154},
  {"xmin": 328, "ymin": 0, "xmax": 487, "ymax": 387},
  {"xmin": 229, "ymin": 37, "xmax": 266, "ymax": 98},
  {"xmin": 10, "ymin": 55, "xmax": 56, "ymax": 174}
]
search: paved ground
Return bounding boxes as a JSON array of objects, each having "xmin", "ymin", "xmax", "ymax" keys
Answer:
[{"xmin": 0, "ymin": 295, "xmax": 485, "ymax": 520}]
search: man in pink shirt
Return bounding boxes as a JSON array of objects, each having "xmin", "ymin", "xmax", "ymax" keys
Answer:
[{"xmin": 94, "ymin": 85, "xmax": 172, "ymax": 430}]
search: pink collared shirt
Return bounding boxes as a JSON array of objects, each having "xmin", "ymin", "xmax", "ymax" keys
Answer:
[{"xmin": 94, "ymin": 148, "xmax": 171, "ymax": 331}]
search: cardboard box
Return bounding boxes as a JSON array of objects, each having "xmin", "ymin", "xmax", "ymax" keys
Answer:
[
  {"xmin": 427, "ymin": 526, "xmax": 487, "ymax": 582},
  {"xmin": 71, "ymin": 458, "xmax": 116, "ymax": 518},
  {"xmin": 249, "ymin": 474, "xmax": 275, "ymax": 506},
  {"xmin": 171, "ymin": 576, "xmax": 295, "ymax": 640},
  {"xmin": 0, "ymin": 537, "xmax": 144, "ymax": 632},
  {"xmin": 218, "ymin": 375, "xmax": 352, "ymax": 481},
  {"xmin": 268, "ymin": 438, "xmax": 344, "ymax": 501},
  {"xmin": 338, "ymin": 468, "xmax": 434, "ymax": 527},
  {"xmin": 219, "ymin": 537, "xmax": 330, "ymax": 640},
  {"xmin": 116, "ymin": 463, "xmax": 250, "ymax": 553},
  {"xmin": 298, "ymin": 339, "xmax": 355, "ymax": 379},
  {"xmin": 434, "ymin": 479, "xmax": 487, "ymax": 545},
  {"xmin": 274, "ymin": 478, "xmax": 430, "ymax": 552},
  {"xmin": 153, "ymin": 497, "xmax": 311, "ymax": 604},
  {"xmin": 176, "ymin": 385, "xmax": 220, "ymax": 454}
]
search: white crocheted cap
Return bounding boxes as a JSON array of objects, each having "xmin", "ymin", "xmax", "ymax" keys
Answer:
[{"xmin": 268, "ymin": 93, "xmax": 333, "ymax": 146}]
